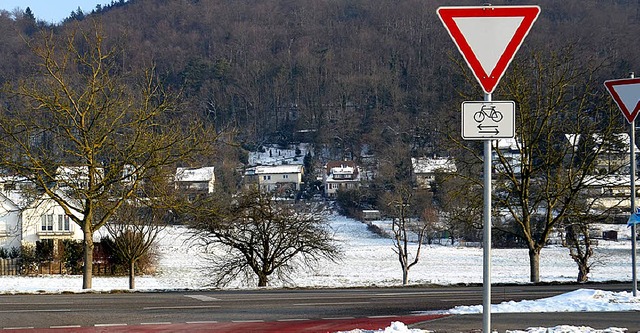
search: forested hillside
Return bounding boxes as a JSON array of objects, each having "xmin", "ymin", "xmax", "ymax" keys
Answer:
[{"xmin": 1, "ymin": 0, "xmax": 639, "ymax": 161}]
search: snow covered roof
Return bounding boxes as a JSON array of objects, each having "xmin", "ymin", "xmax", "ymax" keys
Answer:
[
  {"xmin": 565, "ymin": 133, "xmax": 639, "ymax": 153},
  {"xmin": 325, "ymin": 161, "xmax": 358, "ymax": 176},
  {"xmin": 254, "ymin": 165, "xmax": 303, "ymax": 175},
  {"xmin": 332, "ymin": 166, "xmax": 354, "ymax": 175},
  {"xmin": 582, "ymin": 174, "xmax": 639, "ymax": 187},
  {"xmin": 56, "ymin": 166, "xmax": 104, "ymax": 180},
  {"xmin": 175, "ymin": 167, "xmax": 215, "ymax": 182},
  {"xmin": 494, "ymin": 138, "xmax": 520, "ymax": 150},
  {"xmin": 411, "ymin": 157, "xmax": 457, "ymax": 174}
]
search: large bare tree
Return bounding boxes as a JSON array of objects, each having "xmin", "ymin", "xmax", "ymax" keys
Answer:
[
  {"xmin": 0, "ymin": 24, "xmax": 212, "ymax": 289},
  {"xmin": 188, "ymin": 188, "xmax": 341, "ymax": 287},
  {"xmin": 446, "ymin": 47, "xmax": 622, "ymax": 283}
]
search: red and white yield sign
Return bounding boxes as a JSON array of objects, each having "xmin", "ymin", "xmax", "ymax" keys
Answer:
[
  {"xmin": 437, "ymin": 6, "xmax": 541, "ymax": 94},
  {"xmin": 604, "ymin": 78, "xmax": 640, "ymax": 123}
]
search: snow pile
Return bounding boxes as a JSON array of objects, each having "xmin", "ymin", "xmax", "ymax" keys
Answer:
[
  {"xmin": 339, "ymin": 321, "xmax": 425, "ymax": 333},
  {"xmin": 449, "ymin": 289, "xmax": 640, "ymax": 314},
  {"xmin": 507, "ymin": 326, "xmax": 627, "ymax": 333},
  {"xmin": 339, "ymin": 322, "xmax": 629, "ymax": 333},
  {"xmin": 341, "ymin": 324, "xmax": 629, "ymax": 333},
  {"xmin": 337, "ymin": 291, "xmax": 639, "ymax": 333}
]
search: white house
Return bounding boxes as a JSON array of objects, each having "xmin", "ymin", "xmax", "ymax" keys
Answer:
[
  {"xmin": 245, "ymin": 165, "xmax": 304, "ymax": 193},
  {"xmin": 175, "ymin": 167, "xmax": 215, "ymax": 194},
  {"xmin": 56, "ymin": 166, "xmax": 104, "ymax": 190},
  {"xmin": 581, "ymin": 174, "xmax": 640, "ymax": 211},
  {"xmin": 411, "ymin": 157, "xmax": 457, "ymax": 190},
  {"xmin": 323, "ymin": 161, "xmax": 360, "ymax": 197},
  {"xmin": 0, "ymin": 192, "xmax": 22, "ymax": 251},
  {"xmin": 493, "ymin": 138, "xmax": 522, "ymax": 175},
  {"xmin": 20, "ymin": 191, "xmax": 84, "ymax": 247}
]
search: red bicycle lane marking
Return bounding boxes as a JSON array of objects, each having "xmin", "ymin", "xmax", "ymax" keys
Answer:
[{"xmin": 1, "ymin": 314, "xmax": 449, "ymax": 332}]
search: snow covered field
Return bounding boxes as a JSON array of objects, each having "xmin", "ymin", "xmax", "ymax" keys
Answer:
[
  {"xmin": 1, "ymin": 214, "xmax": 638, "ymax": 332},
  {"xmin": 1, "ymin": 214, "xmax": 636, "ymax": 292}
]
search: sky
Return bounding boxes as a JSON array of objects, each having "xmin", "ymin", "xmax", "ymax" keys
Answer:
[{"xmin": 0, "ymin": 1, "xmax": 115, "ymax": 24}]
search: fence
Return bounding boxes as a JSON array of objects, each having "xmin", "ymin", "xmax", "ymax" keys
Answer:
[
  {"xmin": 0, "ymin": 258, "xmax": 118, "ymax": 276},
  {"xmin": 0, "ymin": 258, "xmax": 20, "ymax": 275}
]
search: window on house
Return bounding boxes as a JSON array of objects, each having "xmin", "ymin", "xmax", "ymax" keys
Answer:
[
  {"xmin": 58, "ymin": 215, "xmax": 70, "ymax": 231},
  {"xmin": 41, "ymin": 214, "xmax": 53, "ymax": 231},
  {"xmin": 283, "ymin": 174, "xmax": 289, "ymax": 179}
]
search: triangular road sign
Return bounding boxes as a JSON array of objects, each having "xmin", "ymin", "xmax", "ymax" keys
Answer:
[
  {"xmin": 604, "ymin": 78, "xmax": 640, "ymax": 123},
  {"xmin": 437, "ymin": 6, "xmax": 541, "ymax": 94}
]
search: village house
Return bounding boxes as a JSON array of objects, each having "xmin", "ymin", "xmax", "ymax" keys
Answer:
[
  {"xmin": 493, "ymin": 138, "xmax": 522, "ymax": 175},
  {"xmin": 581, "ymin": 174, "xmax": 640, "ymax": 212},
  {"xmin": 411, "ymin": 157, "xmax": 457, "ymax": 190},
  {"xmin": 0, "ymin": 192, "xmax": 21, "ymax": 251},
  {"xmin": 323, "ymin": 161, "xmax": 360, "ymax": 198},
  {"xmin": 174, "ymin": 167, "xmax": 215, "ymax": 194},
  {"xmin": 55, "ymin": 166, "xmax": 104, "ymax": 192},
  {"xmin": 244, "ymin": 165, "xmax": 304, "ymax": 194},
  {"xmin": 565, "ymin": 133, "xmax": 638, "ymax": 175},
  {"xmin": 20, "ymin": 190, "xmax": 84, "ymax": 249}
]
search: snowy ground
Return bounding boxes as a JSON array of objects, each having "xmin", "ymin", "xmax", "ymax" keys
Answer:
[{"xmin": 1, "ymin": 214, "xmax": 638, "ymax": 332}]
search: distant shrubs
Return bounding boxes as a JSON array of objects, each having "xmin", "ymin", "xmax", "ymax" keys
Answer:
[{"xmin": 0, "ymin": 239, "xmax": 156, "ymax": 276}]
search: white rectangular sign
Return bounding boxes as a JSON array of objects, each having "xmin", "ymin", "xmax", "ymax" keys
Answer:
[{"xmin": 461, "ymin": 101, "xmax": 515, "ymax": 140}]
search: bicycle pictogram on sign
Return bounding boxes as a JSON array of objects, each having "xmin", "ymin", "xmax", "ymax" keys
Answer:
[{"xmin": 473, "ymin": 105, "xmax": 503, "ymax": 123}]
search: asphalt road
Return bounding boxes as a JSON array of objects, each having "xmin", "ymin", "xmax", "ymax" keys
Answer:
[{"xmin": 0, "ymin": 283, "xmax": 635, "ymax": 331}]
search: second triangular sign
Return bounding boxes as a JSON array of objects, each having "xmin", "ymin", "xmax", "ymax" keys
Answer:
[
  {"xmin": 604, "ymin": 78, "xmax": 640, "ymax": 123},
  {"xmin": 437, "ymin": 6, "xmax": 540, "ymax": 94}
]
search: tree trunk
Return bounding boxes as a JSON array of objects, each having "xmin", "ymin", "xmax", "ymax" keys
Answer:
[
  {"xmin": 129, "ymin": 260, "xmax": 136, "ymax": 289},
  {"xmin": 528, "ymin": 248, "xmax": 540, "ymax": 283},
  {"xmin": 258, "ymin": 273, "xmax": 268, "ymax": 287},
  {"xmin": 82, "ymin": 230, "xmax": 94, "ymax": 289},
  {"xmin": 402, "ymin": 267, "xmax": 408, "ymax": 286},
  {"xmin": 577, "ymin": 261, "xmax": 589, "ymax": 283}
]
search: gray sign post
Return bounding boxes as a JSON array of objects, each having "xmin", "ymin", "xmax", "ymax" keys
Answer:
[
  {"xmin": 438, "ymin": 5, "xmax": 540, "ymax": 331},
  {"xmin": 604, "ymin": 73, "xmax": 640, "ymax": 297}
]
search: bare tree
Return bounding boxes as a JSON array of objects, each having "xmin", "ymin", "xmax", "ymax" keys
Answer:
[
  {"xmin": 445, "ymin": 47, "xmax": 622, "ymax": 283},
  {"xmin": 188, "ymin": 188, "xmax": 341, "ymax": 287},
  {"xmin": 382, "ymin": 185, "xmax": 433, "ymax": 285},
  {"xmin": 104, "ymin": 202, "xmax": 165, "ymax": 289},
  {"xmin": 561, "ymin": 219, "xmax": 596, "ymax": 283},
  {"xmin": 559, "ymin": 185, "xmax": 620, "ymax": 283},
  {"xmin": 0, "ymin": 23, "xmax": 212, "ymax": 289}
]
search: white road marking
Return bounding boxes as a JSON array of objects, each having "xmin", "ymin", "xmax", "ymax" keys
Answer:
[
  {"xmin": 276, "ymin": 318, "xmax": 311, "ymax": 322},
  {"xmin": 321, "ymin": 317, "xmax": 356, "ymax": 320},
  {"xmin": 367, "ymin": 315, "xmax": 400, "ymax": 318},
  {"xmin": 140, "ymin": 322, "xmax": 172, "ymax": 325},
  {"xmin": 186, "ymin": 321, "xmax": 219, "ymax": 324},
  {"xmin": 293, "ymin": 302, "xmax": 370, "ymax": 306},
  {"xmin": 231, "ymin": 320, "xmax": 265, "ymax": 323},
  {"xmin": 0, "ymin": 309, "xmax": 75, "ymax": 313},
  {"xmin": 143, "ymin": 305, "xmax": 221, "ymax": 310},
  {"xmin": 95, "ymin": 323, "xmax": 128, "ymax": 327},
  {"xmin": 3, "ymin": 327, "xmax": 35, "ymax": 330},
  {"xmin": 50, "ymin": 325, "xmax": 82, "ymax": 329},
  {"xmin": 184, "ymin": 294, "xmax": 220, "ymax": 302}
]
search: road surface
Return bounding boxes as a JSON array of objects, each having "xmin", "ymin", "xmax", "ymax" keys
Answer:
[{"xmin": 0, "ymin": 283, "xmax": 633, "ymax": 331}]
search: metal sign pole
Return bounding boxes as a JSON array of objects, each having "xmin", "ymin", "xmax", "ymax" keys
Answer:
[
  {"xmin": 483, "ymin": 92, "xmax": 492, "ymax": 333},
  {"xmin": 631, "ymin": 73, "xmax": 638, "ymax": 297}
]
